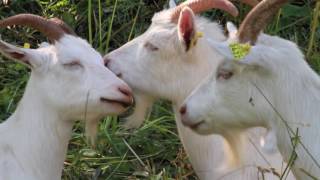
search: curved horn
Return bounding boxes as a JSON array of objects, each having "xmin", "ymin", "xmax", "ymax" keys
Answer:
[
  {"xmin": 0, "ymin": 14, "xmax": 65, "ymax": 42},
  {"xmin": 170, "ymin": 0, "xmax": 238, "ymax": 22},
  {"xmin": 237, "ymin": 0, "xmax": 288, "ymax": 44},
  {"xmin": 49, "ymin": 18, "xmax": 77, "ymax": 36},
  {"xmin": 170, "ymin": 0, "xmax": 260, "ymax": 23}
]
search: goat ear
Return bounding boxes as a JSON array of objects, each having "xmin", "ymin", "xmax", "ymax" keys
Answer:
[
  {"xmin": 0, "ymin": 40, "xmax": 42, "ymax": 68},
  {"xmin": 178, "ymin": 7, "xmax": 197, "ymax": 51},
  {"xmin": 226, "ymin": 22, "xmax": 238, "ymax": 39}
]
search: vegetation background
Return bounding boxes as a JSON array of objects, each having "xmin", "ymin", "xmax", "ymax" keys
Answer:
[{"xmin": 0, "ymin": 0, "xmax": 319, "ymax": 179}]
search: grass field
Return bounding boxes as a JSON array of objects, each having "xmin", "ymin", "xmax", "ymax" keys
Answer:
[{"xmin": 0, "ymin": 0, "xmax": 319, "ymax": 179}]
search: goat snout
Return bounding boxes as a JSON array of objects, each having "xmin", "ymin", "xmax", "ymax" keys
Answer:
[
  {"xmin": 104, "ymin": 57, "xmax": 111, "ymax": 67},
  {"xmin": 104, "ymin": 57, "xmax": 122, "ymax": 78},
  {"xmin": 180, "ymin": 105, "xmax": 204, "ymax": 129},
  {"xmin": 117, "ymin": 85, "xmax": 134, "ymax": 108},
  {"xmin": 118, "ymin": 85, "xmax": 132, "ymax": 99},
  {"xmin": 100, "ymin": 85, "xmax": 133, "ymax": 108},
  {"xmin": 180, "ymin": 105, "xmax": 191, "ymax": 126}
]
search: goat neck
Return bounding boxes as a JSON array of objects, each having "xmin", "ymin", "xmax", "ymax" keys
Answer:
[{"xmin": 0, "ymin": 75, "xmax": 73, "ymax": 180}]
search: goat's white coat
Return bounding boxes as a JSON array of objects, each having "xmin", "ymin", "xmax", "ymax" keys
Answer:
[
  {"xmin": 105, "ymin": 7, "xmax": 294, "ymax": 180},
  {"xmin": 0, "ymin": 35, "xmax": 131, "ymax": 180},
  {"xmin": 182, "ymin": 24, "xmax": 320, "ymax": 179}
]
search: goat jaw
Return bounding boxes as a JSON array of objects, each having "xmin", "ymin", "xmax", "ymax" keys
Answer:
[{"xmin": 122, "ymin": 93, "xmax": 153, "ymax": 129}]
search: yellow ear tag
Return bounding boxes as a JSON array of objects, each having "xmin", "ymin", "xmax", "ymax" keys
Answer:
[
  {"xmin": 229, "ymin": 43, "xmax": 251, "ymax": 60},
  {"xmin": 196, "ymin": 31, "xmax": 204, "ymax": 39},
  {"xmin": 190, "ymin": 31, "xmax": 204, "ymax": 49},
  {"xmin": 23, "ymin": 43, "xmax": 31, "ymax": 49}
]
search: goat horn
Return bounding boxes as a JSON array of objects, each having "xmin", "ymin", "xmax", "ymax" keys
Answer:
[
  {"xmin": 0, "ymin": 14, "xmax": 66, "ymax": 42},
  {"xmin": 49, "ymin": 18, "xmax": 77, "ymax": 36},
  {"xmin": 170, "ymin": 0, "xmax": 259, "ymax": 23},
  {"xmin": 237, "ymin": 0, "xmax": 288, "ymax": 44},
  {"xmin": 170, "ymin": 0, "xmax": 238, "ymax": 22}
]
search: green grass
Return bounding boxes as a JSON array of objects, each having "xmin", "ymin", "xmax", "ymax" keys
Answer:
[{"xmin": 0, "ymin": 0, "xmax": 319, "ymax": 179}]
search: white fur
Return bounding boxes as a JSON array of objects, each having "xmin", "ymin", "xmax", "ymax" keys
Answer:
[
  {"xmin": 182, "ymin": 24, "xmax": 320, "ymax": 179},
  {"xmin": 0, "ymin": 35, "xmax": 131, "ymax": 180},
  {"xmin": 105, "ymin": 7, "xmax": 294, "ymax": 180}
]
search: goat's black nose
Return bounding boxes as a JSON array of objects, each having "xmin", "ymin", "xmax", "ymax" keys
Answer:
[{"xmin": 104, "ymin": 57, "xmax": 111, "ymax": 67}]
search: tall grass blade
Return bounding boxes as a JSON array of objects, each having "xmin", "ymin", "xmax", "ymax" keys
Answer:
[
  {"xmin": 98, "ymin": 0, "xmax": 103, "ymax": 52},
  {"xmin": 307, "ymin": 1, "xmax": 320, "ymax": 59},
  {"xmin": 128, "ymin": 0, "xmax": 142, "ymax": 42},
  {"xmin": 105, "ymin": 0, "xmax": 118, "ymax": 53},
  {"xmin": 88, "ymin": 0, "xmax": 93, "ymax": 45}
]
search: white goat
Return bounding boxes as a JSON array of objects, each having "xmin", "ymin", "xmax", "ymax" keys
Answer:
[
  {"xmin": 0, "ymin": 14, "xmax": 133, "ymax": 180},
  {"xmin": 105, "ymin": 0, "xmax": 294, "ymax": 179},
  {"xmin": 181, "ymin": 0, "xmax": 320, "ymax": 179}
]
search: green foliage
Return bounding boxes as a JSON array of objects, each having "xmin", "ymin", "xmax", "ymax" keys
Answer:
[{"xmin": 0, "ymin": 0, "xmax": 319, "ymax": 179}]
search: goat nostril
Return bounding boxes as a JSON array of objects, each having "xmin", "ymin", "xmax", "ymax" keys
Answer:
[
  {"xmin": 180, "ymin": 105, "xmax": 187, "ymax": 115},
  {"xmin": 118, "ymin": 86, "xmax": 132, "ymax": 98},
  {"xmin": 117, "ymin": 73, "xmax": 122, "ymax": 78},
  {"xmin": 104, "ymin": 57, "xmax": 111, "ymax": 67}
]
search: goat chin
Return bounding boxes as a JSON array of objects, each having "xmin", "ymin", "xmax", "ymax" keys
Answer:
[
  {"xmin": 85, "ymin": 117, "xmax": 100, "ymax": 146},
  {"xmin": 123, "ymin": 93, "xmax": 154, "ymax": 129}
]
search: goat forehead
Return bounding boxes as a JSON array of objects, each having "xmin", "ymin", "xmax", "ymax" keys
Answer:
[
  {"xmin": 148, "ymin": 27, "xmax": 174, "ymax": 38},
  {"xmin": 56, "ymin": 35, "xmax": 103, "ymax": 64},
  {"xmin": 152, "ymin": 9, "xmax": 172, "ymax": 24},
  {"xmin": 151, "ymin": 16, "xmax": 225, "ymax": 43}
]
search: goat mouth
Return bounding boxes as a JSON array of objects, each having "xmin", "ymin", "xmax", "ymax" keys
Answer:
[
  {"xmin": 100, "ymin": 98, "xmax": 132, "ymax": 108},
  {"xmin": 119, "ymin": 98, "xmax": 136, "ymax": 118},
  {"xmin": 189, "ymin": 121, "xmax": 205, "ymax": 130},
  {"xmin": 116, "ymin": 73, "xmax": 122, "ymax": 78}
]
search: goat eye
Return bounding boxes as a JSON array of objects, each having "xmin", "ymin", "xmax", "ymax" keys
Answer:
[
  {"xmin": 217, "ymin": 69, "xmax": 233, "ymax": 80},
  {"xmin": 144, "ymin": 42, "xmax": 159, "ymax": 51},
  {"xmin": 63, "ymin": 61, "xmax": 83, "ymax": 70}
]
